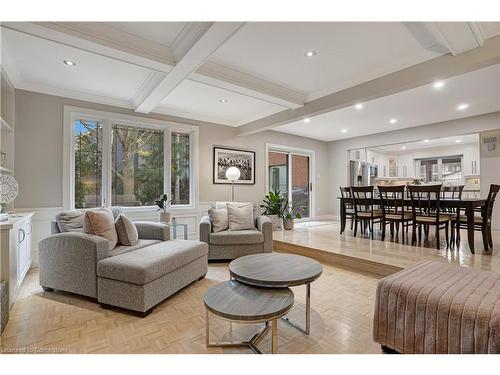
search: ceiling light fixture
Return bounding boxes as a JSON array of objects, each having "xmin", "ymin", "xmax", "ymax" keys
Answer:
[
  {"xmin": 424, "ymin": 139, "xmax": 429, "ymax": 143},
  {"xmin": 341, "ymin": 129, "xmax": 347, "ymax": 133},
  {"xmin": 401, "ymin": 146, "xmax": 407, "ymax": 150},
  {"xmin": 303, "ymin": 118, "xmax": 311, "ymax": 123},
  {"xmin": 219, "ymin": 99, "xmax": 228, "ymax": 103},
  {"xmin": 456, "ymin": 139, "xmax": 462, "ymax": 143},
  {"xmin": 389, "ymin": 118, "xmax": 397, "ymax": 124},
  {"xmin": 355, "ymin": 103, "xmax": 363, "ymax": 110},
  {"xmin": 304, "ymin": 50, "xmax": 317, "ymax": 58},
  {"xmin": 63, "ymin": 59, "xmax": 76, "ymax": 66},
  {"xmin": 456, "ymin": 103, "xmax": 469, "ymax": 111},
  {"xmin": 433, "ymin": 81, "xmax": 445, "ymax": 89}
]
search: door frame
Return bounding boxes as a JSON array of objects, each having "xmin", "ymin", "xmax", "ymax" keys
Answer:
[{"xmin": 265, "ymin": 143, "xmax": 316, "ymax": 222}]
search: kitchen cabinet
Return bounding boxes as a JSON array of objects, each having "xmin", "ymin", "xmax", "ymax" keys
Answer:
[
  {"xmin": 349, "ymin": 148, "xmax": 366, "ymax": 162},
  {"xmin": 463, "ymin": 143, "xmax": 480, "ymax": 176},
  {"xmin": 397, "ymin": 154, "xmax": 415, "ymax": 178},
  {"xmin": 0, "ymin": 213, "xmax": 33, "ymax": 310}
]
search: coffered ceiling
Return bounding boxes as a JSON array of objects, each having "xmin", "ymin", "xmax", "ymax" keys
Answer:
[{"xmin": 1, "ymin": 21, "xmax": 499, "ymax": 137}]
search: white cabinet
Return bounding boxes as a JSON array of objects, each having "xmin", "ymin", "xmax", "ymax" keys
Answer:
[
  {"xmin": 397, "ymin": 154, "xmax": 415, "ymax": 178},
  {"xmin": 463, "ymin": 143, "xmax": 480, "ymax": 176},
  {"xmin": 0, "ymin": 213, "xmax": 34, "ymax": 309},
  {"xmin": 349, "ymin": 148, "xmax": 366, "ymax": 162},
  {"xmin": 366, "ymin": 150, "xmax": 389, "ymax": 177}
]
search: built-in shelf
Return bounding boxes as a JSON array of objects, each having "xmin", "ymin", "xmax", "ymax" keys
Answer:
[
  {"xmin": 0, "ymin": 166, "xmax": 13, "ymax": 174},
  {"xmin": 0, "ymin": 117, "xmax": 14, "ymax": 133}
]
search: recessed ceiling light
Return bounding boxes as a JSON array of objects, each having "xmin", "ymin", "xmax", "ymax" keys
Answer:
[
  {"xmin": 389, "ymin": 118, "xmax": 397, "ymax": 124},
  {"xmin": 219, "ymin": 99, "xmax": 228, "ymax": 103},
  {"xmin": 401, "ymin": 146, "xmax": 406, "ymax": 150},
  {"xmin": 456, "ymin": 139, "xmax": 462, "ymax": 143},
  {"xmin": 304, "ymin": 50, "xmax": 317, "ymax": 58},
  {"xmin": 303, "ymin": 118, "xmax": 311, "ymax": 123},
  {"xmin": 456, "ymin": 103, "xmax": 469, "ymax": 111},
  {"xmin": 423, "ymin": 139, "xmax": 429, "ymax": 143},
  {"xmin": 354, "ymin": 103, "xmax": 363, "ymax": 110},
  {"xmin": 433, "ymin": 81, "xmax": 445, "ymax": 89},
  {"xmin": 341, "ymin": 129, "xmax": 347, "ymax": 133},
  {"xmin": 63, "ymin": 59, "xmax": 76, "ymax": 66}
]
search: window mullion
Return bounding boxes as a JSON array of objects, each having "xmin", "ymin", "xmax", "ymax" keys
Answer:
[
  {"xmin": 165, "ymin": 129, "xmax": 171, "ymax": 205},
  {"xmin": 102, "ymin": 120, "xmax": 112, "ymax": 207}
]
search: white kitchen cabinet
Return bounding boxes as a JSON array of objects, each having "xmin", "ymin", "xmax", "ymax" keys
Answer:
[
  {"xmin": 463, "ymin": 143, "xmax": 480, "ymax": 176},
  {"xmin": 366, "ymin": 150, "xmax": 389, "ymax": 177},
  {"xmin": 397, "ymin": 153, "xmax": 415, "ymax": 178},
  {"xmin": 349, "ymin": 148, "xmax": 366, "ymax": 162},
  {"xmin": 0, "ymin": 213, "xmax": 34, "ymax": 309}
]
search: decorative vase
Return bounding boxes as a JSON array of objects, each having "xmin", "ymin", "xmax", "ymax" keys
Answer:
[
  {"xmin": 283, "ymin": 218, "xmax": 294, "ymax": 230},
  {"xmin": 159, "ymin": 211, "xmax": 171, "ymax": 224},
  {"xmin": 267, "ymin": 215, "xmax": 283, "ymax": 230}
]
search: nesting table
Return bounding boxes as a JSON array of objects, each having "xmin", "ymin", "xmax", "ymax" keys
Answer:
[
  {"xmin": 204, "ymin": 280, "xmax": 294, "ymax": 354},
  {"xmin": 229, "ymin": 253, "xmax": 323, "ymax": 335},
  {"xmin": 204, "ymin": 253, "xmax": 322, "ymax": 354}
]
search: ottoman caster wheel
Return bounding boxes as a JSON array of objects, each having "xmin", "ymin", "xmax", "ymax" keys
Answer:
[
  {"xmin": 198, "ymin": 274, "xmax": 207, "ymax": 281},
  {"xmin": 42, "ymin": 286, "xmax": 54, "ymax": 292}
]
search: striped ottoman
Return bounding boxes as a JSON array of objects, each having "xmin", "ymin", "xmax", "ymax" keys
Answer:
[{"xmin": 373, "ymin": 260, "xmax": 500, "ymax": 354}]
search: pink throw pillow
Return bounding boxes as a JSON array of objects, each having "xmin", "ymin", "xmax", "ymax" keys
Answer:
[{"xmin": 83, "ymin": 207, "xmax": 118, "ymax": 249}]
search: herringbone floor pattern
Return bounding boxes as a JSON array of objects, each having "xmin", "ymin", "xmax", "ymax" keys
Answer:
[{"xmin": 1, "ymin": 261, "xmax": 381, "ymax": 354}]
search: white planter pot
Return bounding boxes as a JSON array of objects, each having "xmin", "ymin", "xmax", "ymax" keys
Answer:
[
  {"xmin": 267, "ymin": 215, "xmax": 283, "ymax": 231},
  {"xmin": 159, "ymin": 211, "xmax": 171, "ymax": 224}
]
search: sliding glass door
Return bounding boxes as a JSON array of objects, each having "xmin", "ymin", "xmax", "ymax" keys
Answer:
[{"xmin": 268, "ymin": 148, "xmax": 312, "ymax": 219}]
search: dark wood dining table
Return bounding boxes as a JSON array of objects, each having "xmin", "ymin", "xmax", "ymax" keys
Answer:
[{"xmin": 338, "ymin": 197, "xmax": 486, "ymax": 253}]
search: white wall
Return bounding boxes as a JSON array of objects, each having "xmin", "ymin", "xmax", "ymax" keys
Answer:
[
  {"xmin": 13, "ymin": 90, "xmax": 331, "ymax": 263},
  {"xmin": 328, "ymin": 112, "xmax": 500, "ymax": 223}
]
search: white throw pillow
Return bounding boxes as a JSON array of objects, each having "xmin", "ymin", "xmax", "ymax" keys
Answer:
[
  {"xmin": 209, "ymin": 207, "xmax": 229, "ymax": 233},
  {"xmin": 227, "ymin": 203, "xmax": 255, "ymax": 231}
]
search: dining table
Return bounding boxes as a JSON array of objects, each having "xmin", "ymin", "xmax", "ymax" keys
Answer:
[{"xmin": 338, "ymin": 196, "xmax": 486, "ymax": 253}]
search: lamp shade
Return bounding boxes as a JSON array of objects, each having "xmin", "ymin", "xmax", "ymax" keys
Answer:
[{"xmin": 225, "ymin": 166, "xmax": 241, "ymax": 182}]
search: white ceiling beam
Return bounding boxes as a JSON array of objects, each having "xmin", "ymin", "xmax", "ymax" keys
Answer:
[
  {"xmin": 134, "ymin": 22, "xmax": 245, "ymax": 114},
  {"xmin": 404, "ymin": 22, "xmax": 486, "ymax": 56},
  {"xmin": 192, "ymin": 61, "xmax": 306, "ymax": 109},
  {"xmin": 236, "ymin": 35, "xmax": 500, "ymax": 136}
]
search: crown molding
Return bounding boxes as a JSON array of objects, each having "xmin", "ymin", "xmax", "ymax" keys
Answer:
[
  {"xmin": 134, "ymin": 22, "xmax": 245, "ymax": 114},
  {"xmin": 2, "ymin": 23, "xmax": 174, "ymax": 73},
  {"xmin": 171, "ymin": 22, "xmax": 213, "ymax": 62},
  {"xmin": 193, "ymin": 61, "xmax": 305, "ymax": 109}
]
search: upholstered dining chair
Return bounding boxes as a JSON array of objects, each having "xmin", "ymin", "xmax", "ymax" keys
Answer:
[
  {"xmin": 339, "ymin": 186, "xmax": 355, "ymax": 233},
  {"xmin": 350, "ymin": 186, "xmax": 382, "ymax": 240},
  {"xmin": 454, "ymin": 184, "xmax": 499, "ymax": 251},
  {"xmin": 407, "ymin": 184, "xmax": 450, "ymax": 250},
  {"xmin": 378, "ymin": 185, "xmax": 413, "ymax": 244}
]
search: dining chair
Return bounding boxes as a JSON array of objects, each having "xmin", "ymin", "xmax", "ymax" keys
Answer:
[
  {"xmin": 407, "ymin": 184, "xmax": 450, "ymax": 250},
  {"xmin": 440, "ymin": 185, "xmax": 464, "ymax": 247},
  {"xmin": 454, "ymin": 184, "xmax": 499, "ymax": 251},
  {"xmin": 378, "ymin": 185, "xmax": 413, "ymax": 244},
  {"xmin": 350, "ymin": 186, "xmax": 383, "ymax": 240},
  {"xmin": 339, "ymin": 186, "xmax": 355, "ymax": 234}
]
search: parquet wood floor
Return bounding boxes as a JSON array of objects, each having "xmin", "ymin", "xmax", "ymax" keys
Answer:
[{"xmin": 0, "ymin": 260, "xmax": 381, "ymax": 354}]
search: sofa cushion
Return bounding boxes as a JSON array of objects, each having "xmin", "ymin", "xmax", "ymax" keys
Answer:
[
  {"xmin": 210, "ymin": 229, "xmax": 263, "ymax": 245},
  {"xmin": 208, "ymin": 207, "xmax": 229, "ymax": 233},
  {"xmin": 115, "ymin": 214, "xmax": 139, "ymax": 246},
  {"xmin": 55, "ymin": 210, "xmax": 84, "ymax": 232},
  {"xmin": 83, "ymin": 207, "xmax": 118, "ymax": 249},
  {"xmin": 215, "ymin": 201, "xmax": 259, "ymax": 222},
  {"xmin": 97, "ymin": 240, "xmax": 208, "ymax": 285},
  {"xmin": 109, "ymin": 239, "xmax": 161, "ymax": 257},
  {"xmin": 227, "ymin": 203, "xmax": 255, "ymax": 231}
]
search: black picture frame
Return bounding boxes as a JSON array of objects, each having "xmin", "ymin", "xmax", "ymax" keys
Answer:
[{"xmin": 213, "ymin": 146, "xmax": 256, "ymax": 185}]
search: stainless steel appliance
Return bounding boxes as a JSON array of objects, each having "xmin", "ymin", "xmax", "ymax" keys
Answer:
[{"xmin": 350, "ymin": 161, "xmax": 378, "ymax": 186}]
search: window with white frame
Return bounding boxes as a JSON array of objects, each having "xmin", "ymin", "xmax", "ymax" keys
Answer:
[{"xmin": 69, "ymin": 108, "xmax": 195, "ymax": 210}]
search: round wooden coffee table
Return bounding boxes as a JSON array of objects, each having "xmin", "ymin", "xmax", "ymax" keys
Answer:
[
  {"xmin": 204, "ymin": 280, "xmax": 294, "ymax": 354},
  {"xmin": 229, "ymin": 253, "xmax": 322, "ymax": 335}
]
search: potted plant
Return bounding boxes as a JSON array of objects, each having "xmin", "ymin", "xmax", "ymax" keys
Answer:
[
  {"xmin": 282, "ymin": 200, "xmax": 302, "ymax": 230},
  {"xmin": 155, "ymin": 194, "xmax": 172, "ymax": 223},
  {"xmin": 260, "ymin": 190, "xmax": 286, "ymax": 230}
]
